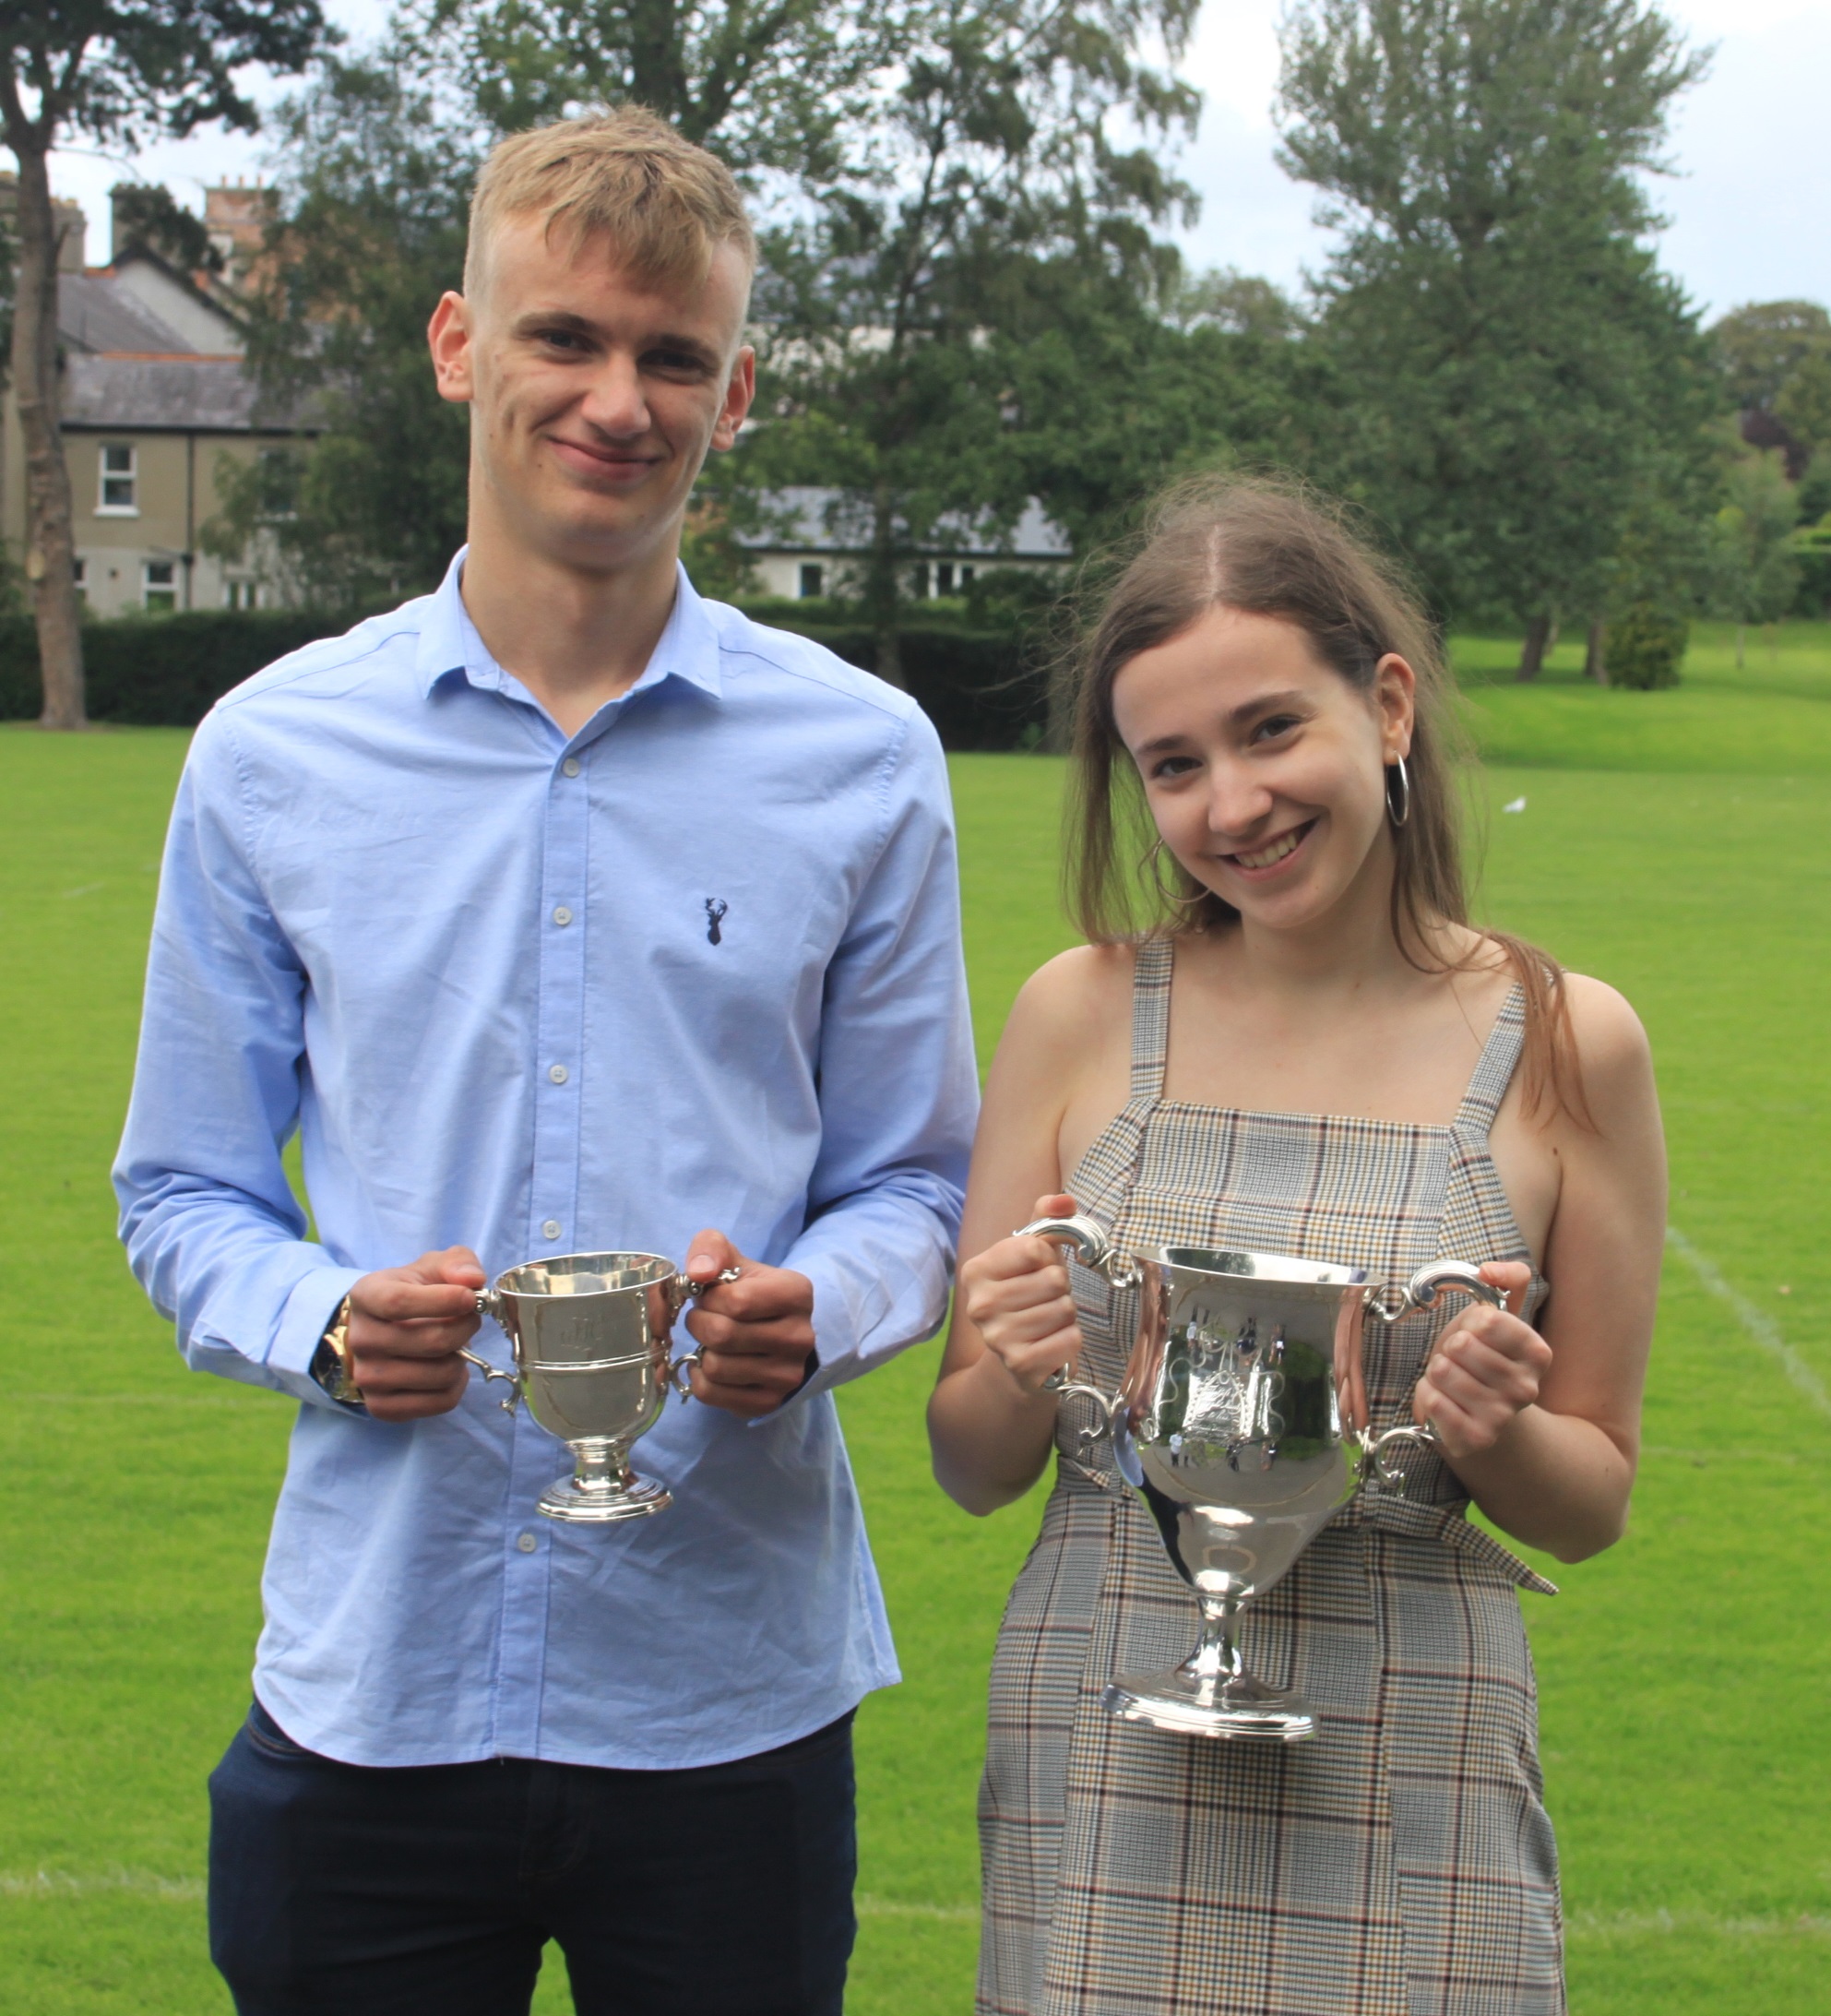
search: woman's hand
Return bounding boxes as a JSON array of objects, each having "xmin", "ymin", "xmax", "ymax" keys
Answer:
[
  {"xmin": 958, "ymin": 1192, "xmax": 1086, "ymax": 1395},
  {"xmin": 1411, "ymin": 1259, "xmax": 1552, "ymax": 1460}
]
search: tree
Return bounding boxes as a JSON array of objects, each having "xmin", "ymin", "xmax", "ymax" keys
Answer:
[
  {"xmin": 1709, "ymin": 300, "xmax": 1831, "ymax": 414},
  {"xmin": 1708, "ymin": 447, "xmax": 1800, "ymax": 666},
  {"xmin": 0, "ymin": 2, "xmax": 330, "ymax": 729},
  {"xmin": 204, "ymin": 54, "xmax": 474, "ymax": 608},
  {"xmin": 755, "ymin": 0, "xmax": 1202, "ymax": 679},
  {"xmin": 397, "ymin": 0, "xmax": 881, "ymax": 177},
  {"xmin": 1276, "ymin": 0, "xmax": 1713, "ymax": 674}
]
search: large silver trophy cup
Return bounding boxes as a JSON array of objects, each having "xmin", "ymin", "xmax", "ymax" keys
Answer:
[
  {"xmin": 460, "ymin": 1250, "xmax": 740, "ymax": 1524},
  {"xmin": 1020, "ymin": 1213, "xmax": 1504, "ymax": 1744}
]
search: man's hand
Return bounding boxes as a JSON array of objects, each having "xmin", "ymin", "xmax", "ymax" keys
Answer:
[
  {"xmin": 680, "ymin": 1230, "xmax": 816, "ymax": 1419},
  {"xmin": 345, "ymin": 1247, "xmax": 487, "ymax": 1422}
]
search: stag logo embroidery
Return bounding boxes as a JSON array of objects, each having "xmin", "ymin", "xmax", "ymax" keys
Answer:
[{"xmin": 705, "ymin": 898, "xmax": 729, "ymax": 946}]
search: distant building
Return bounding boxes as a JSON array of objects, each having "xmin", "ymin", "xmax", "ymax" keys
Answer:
[
  {"xmin": 735, "ymin": 485, "xmax": 1071, "ymax": 601},
  {"xmin": 0, "ymin": 179, "xmax": 310, "ymax": 619}
]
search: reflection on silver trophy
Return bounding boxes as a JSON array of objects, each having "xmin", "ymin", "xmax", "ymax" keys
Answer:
[
  {"xmin": 459, "ymin": 1251, "xmax": 741, "ymax": 1524},
  {"xmin": 1018, "ymin": 1213, "xmax": 1504, "ymax": 1744}
]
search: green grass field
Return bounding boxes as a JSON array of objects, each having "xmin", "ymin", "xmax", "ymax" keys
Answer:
[{"xmin": 2, "ymin": 615, "xmax": 1826, "ymax": 2011}]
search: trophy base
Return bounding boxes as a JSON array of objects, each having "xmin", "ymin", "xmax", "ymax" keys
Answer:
[
  {"xmin": 1101, "ymin": 1669, "xmax": 1318, "ymax": 1743},
  {"xmin": 536, "ymin": 1472, "xmax": 672, "ymax": 1524}
]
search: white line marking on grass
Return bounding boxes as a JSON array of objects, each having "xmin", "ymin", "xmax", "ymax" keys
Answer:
[
  {"xmin": 1665, "ymin": 1226, "xmax": 1831, "ymax": 1421},
  {"xmin": 1567, "ymin": 1908, "xmax": 1831, "ymax": 1940},
  {"xmin": 856, "ymin": 1896, "xmax": 977, "ymax": 1922},
  {"xmin": 59, "ymin": 882, "xmax": 105, "ymax": 898},
  {"xmin": 0, "ymin": 1869, "xmax": 204, "ymax": 1901}
]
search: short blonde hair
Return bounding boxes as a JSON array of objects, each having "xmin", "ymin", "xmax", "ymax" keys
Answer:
[{"xmin": 466, "ymin": 108, "xmax": 755, "ymax": 296}]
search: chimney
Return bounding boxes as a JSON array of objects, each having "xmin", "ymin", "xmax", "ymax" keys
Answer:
[
  {"xmin": 204, "ymin": 179, "xmax": 276, "ymax": 286},
  {"xmin": 53, "ymin": 197, "xmax": 88, "ymax": 273}
]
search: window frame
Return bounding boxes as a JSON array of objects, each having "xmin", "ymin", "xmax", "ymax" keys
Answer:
[
  {"xmin": 97, "ymin": 442, "xmax": 139, "ymax": 518},
  {"xmin": 141, "ymin": 557, "xmax": 179, "ymax": 613}
]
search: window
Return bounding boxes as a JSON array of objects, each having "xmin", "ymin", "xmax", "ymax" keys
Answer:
[
  {"xmin": 911, "ymin": 561, "xmax": 931, "ymax": 599},
  {"xmin": 798, "ymin": 563, "xmax": 824, "ymax": 600},
  {"xmin": 71, "ymin": 556, "xmax": 88, "ymax": 606},
  {"xmin": 960, "ymin": 565, "xmax": 976, "ymax": 587},
  {"xmin": 224, "ymin": 579, "xmax": 261, "ymax": 611},
  {"xmin": 98, "ymin": 443, "xmax": 138, "ymax": 515},
  {"xmin": 935, "ymin": 563, "xmax": 956, "ymax": 595},
  {"xmin": 143, "ymin": 559, "xmax": 178, "ymax": 613}
]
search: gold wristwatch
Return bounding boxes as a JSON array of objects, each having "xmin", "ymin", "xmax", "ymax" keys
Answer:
[{"xmin": 309, "ymin": 1294, "xmax": 365, "ymax": 1407}]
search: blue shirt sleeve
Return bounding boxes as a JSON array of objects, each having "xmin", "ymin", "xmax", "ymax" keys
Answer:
[
  {"xmin": 113, "ymin": 710, "xmax": 363, "ymax": 1407},
  {"xmin": 782, "ymin": 708, "xmax": 980, "ymax": 1404}
]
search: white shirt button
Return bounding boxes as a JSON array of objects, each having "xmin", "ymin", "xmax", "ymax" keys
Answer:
[
  {"xmin": 548, "ymin": 1063, "xmax": 569, "ymax": 1084},
  {"xmin": 517, "ymin": 1531, "xmax": 538, "ymax": 1554},
  {"xmin": 552, "ymin": 906, "xmax": 573, "ymax": 926},
  {"xmin": 561, "ymin": 757, "xmax": 581, "ymax": 778},
  {"xmin": 541, "ymin": 1219, "xmax": 562, "ymax": 1241}
]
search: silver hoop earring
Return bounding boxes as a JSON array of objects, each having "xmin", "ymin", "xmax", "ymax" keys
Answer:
[
  {"xmin": 1144, "ymin": 837, "xmax": 1210, "ymax": 915},
  {"xmin": 1385, "ymin": 756, "xmax": 1411, "ymax": 829}
]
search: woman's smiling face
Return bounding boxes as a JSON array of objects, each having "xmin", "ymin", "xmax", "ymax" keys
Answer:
[{"xmin": 1111, "ymin": 602, "xmax": 1414, "ymax": 934}]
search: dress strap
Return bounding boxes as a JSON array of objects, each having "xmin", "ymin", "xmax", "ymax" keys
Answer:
[
  {"xmin": 1454, "ymin": 984, "xmax": 1527, "ymax": 1132},
  {"xmin": 1128, "ymin": 936, "xmax": 1175, "ymax": 1099}
]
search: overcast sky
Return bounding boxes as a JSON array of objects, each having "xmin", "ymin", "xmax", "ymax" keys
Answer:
[{"xmin": 43, "ymin": 0, "xmax": 1830, "ymax": 323}]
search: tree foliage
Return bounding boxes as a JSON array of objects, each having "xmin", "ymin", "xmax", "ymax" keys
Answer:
[
  {"xmin": 110, "ymin": 179, "xmax": 224, "ymax": 271},
  {"xmin": 204, "ymin": 54, "xmax": 472, "ymax": 606}
]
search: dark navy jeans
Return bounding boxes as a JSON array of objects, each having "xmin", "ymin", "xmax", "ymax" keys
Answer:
[{"xmin": 208, "ymin": 1699, "xmax": 857, "ymax": 2016}]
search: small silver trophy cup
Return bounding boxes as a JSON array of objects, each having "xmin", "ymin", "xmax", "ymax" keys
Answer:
[
  {"xmin": 1019, "ymin": 1213, "xmax": 1504, "ymax": 1744},
  {"xmin": 460, "ymin": 1250, "xmax": 740, "ymax": 1524}
]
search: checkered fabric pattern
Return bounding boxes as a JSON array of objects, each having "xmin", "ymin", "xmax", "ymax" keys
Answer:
[{"xmin": 978, "ymin": 937, "xmax": 1566, "ymax": 2015}]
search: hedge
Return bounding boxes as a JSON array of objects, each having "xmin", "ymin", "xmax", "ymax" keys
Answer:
[{"xmin": 0, "ymin": 604, "xmax": 1047, "ymax": 751}]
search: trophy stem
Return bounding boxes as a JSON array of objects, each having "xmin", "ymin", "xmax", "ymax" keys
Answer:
[
  {"xmin": 1101, "ymin": 1594, "xmax": 1320, "ymax": 1742},
  {"xmin": 537, "ymin": 1436, "xmax": 672, "ymax": 1524}
]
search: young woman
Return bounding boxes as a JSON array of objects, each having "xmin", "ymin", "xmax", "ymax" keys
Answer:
[{"xmin": 929, "ymin": 476, "xmax": 1665, "ymax": 2016}]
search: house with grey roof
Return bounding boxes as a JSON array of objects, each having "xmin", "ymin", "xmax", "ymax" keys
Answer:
[
  {"xmin": 0, "ymin": 182, "xmax": 311, "ymax": 619},
  {"xmin": 734, "ymin": 484, "xmax": 1071, "ymax": 602}
]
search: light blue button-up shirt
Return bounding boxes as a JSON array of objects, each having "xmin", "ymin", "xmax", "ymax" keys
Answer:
[{"xmin": 114, "ymin": 554, "xmax": 978, "ymax": 1770}]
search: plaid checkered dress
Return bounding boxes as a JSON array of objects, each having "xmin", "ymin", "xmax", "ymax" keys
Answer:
[{"xmin": 978, "ymin": 936, "xmax": 1564, "ymax": 2016}]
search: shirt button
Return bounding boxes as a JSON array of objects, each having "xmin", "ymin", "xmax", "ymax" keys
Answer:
[
  {"xmin": 517, "ymin": 1532, "xmax": 538, "ymax": 1554},
  {"xmin": 548, "ymin": 1063, "xmax": 569, "ymax": 1084},
  {"xmin": 541, "ymin": 1219, "xmax": 562, "ymax": 1241},
  {"xmin": 561, "ymin": 757, "xmax": 581, "ymax": 778},
  {"xmin": 552, "ymin": 906, "xmax": 573, "ymax": 926}
]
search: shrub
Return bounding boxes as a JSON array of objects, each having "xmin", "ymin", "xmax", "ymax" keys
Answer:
[
  {"xmin": 0, "ymin": 605, "xmax": 1050, "ymax": 750},
  {"xmin": 1603, "ymin": 606, "xmax": 1687, "ymax": 690},
  {"xmin": 0, "ymin": 609, "xmax": 378, "ymax": 726}
]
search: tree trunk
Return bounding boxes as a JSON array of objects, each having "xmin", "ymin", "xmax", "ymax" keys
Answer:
[
  {"xmin": 1515, "ymin": 612, "xmax": 1552, "ymax": 683},
  {"xmin": 10, "ymin": 139, "xmax": 86, "ymax": 730},
  {"xmin": 1584, "ymin": 617, "xmax": 1608, "ymax": 685},
  {"xmin": 868, "ymin": 475, "xmax": 905, "ymax": 689}
]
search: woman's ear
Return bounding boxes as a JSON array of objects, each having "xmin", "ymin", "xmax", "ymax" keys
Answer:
[{"xmin": 1373, "ymin": 653, "xmax": 1417, "ymax": 762}]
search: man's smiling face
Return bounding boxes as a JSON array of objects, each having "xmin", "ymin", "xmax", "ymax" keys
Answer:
[{"xmin": 431, "ymin": 214, "xmax": 755, "ymax": 574}]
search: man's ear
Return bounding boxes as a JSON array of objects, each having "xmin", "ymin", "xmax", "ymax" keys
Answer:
[
  {"xmin": 428, "ymin": 291, "xmax": 476, "ymax": 406},
  {"xmin": 709, "ymin": 346, "xmax": 755, "ymax": 454},
  {"xmin": 1373, "ymin": 651, "xmax": 1417, "ymax": 762}
]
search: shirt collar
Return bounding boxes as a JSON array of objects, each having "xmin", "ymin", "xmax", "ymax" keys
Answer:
[{"xmin": 413, "ymin": 546, "xmax": 724, "ymax": 705}]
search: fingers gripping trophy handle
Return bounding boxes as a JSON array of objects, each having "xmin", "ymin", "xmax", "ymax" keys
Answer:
[
  {"xmin": 1362, "ymin": 1260, "xmax": 1509, "ymax": 1488},
  {"xmin": 665, "ymin": 1266, "xmax": 745, "ymax": 1400},
  {"xmin": 1012, "ymin": 1213, "xmax": 1124, "ymax": 1442}
]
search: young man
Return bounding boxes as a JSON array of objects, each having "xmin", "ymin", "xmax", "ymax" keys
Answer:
[{"xmin": 113, "ymin": 110, "xmax": 978, "ymax": 2016}]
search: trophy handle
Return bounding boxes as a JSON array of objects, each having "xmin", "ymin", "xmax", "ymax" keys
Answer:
[
  {"xmin": 664, "ymin": 1265, "xmax": 745, "ymax": 1400},
  {"xmin": 462, "ymin": 1290, "xmax": 523, "ymax": 1414},
  {"xmin": 1012, "ymin": 1215, "xmax": 1127, "ymax": 1442},
  {"xmin": 1362, "ymin": 1260, "xmax": 1508, "ymax": 1488}
]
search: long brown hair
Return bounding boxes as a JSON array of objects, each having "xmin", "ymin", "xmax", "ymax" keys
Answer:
[{"xmin": 1063, "ymin": 471, "xmax": 1585, "ymax": 1123}]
